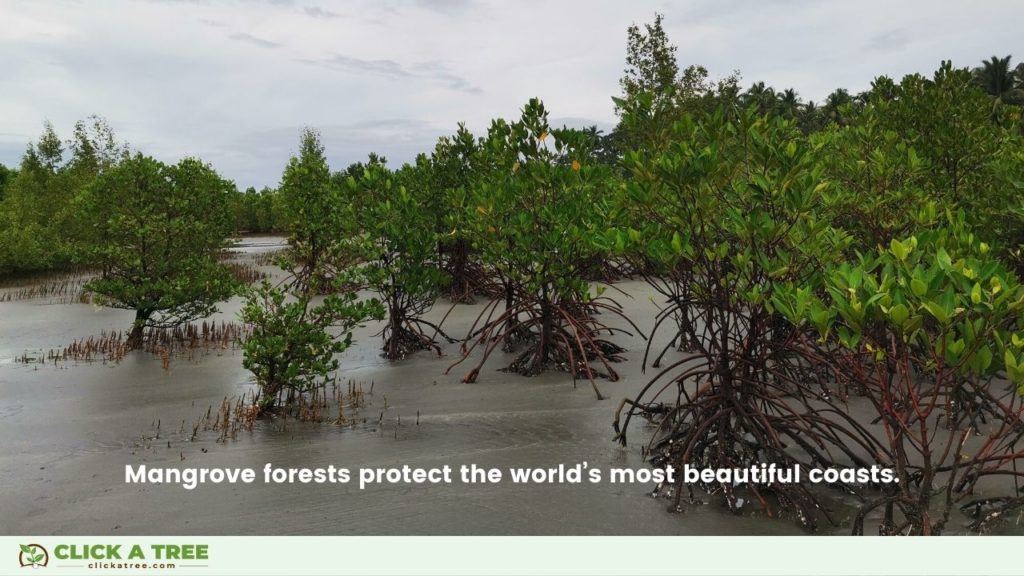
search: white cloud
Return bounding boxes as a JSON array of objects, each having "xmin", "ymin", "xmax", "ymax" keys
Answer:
[{"xmin": 0, "ymin": 0, "xmax": 1020, "ymax": 188}]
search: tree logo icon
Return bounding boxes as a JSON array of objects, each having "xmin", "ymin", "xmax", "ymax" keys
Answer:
[{"xmin": 18, "ymin": 544, "xmax": 48, "ymax": 569}]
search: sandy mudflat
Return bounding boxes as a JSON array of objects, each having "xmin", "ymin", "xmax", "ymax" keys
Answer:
[{"xmin": 1, "ymin": 236, "xmax": 1000, "ymax": 536}]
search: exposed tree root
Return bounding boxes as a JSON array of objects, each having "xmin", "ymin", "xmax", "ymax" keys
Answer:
[{"xmin": 448, "ymin": 292, "xmax": 643, "ymax": 399}]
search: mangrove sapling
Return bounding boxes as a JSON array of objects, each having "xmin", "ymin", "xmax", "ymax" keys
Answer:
[
  {"xmin": 777, "ymin": 224, "xmax": 1024, "ymax": 535},
  {"xmin": 240, "ymin": 130, "xmax": 384, "ymax": 411},
  {"xmin": 447, "ymin": 100, "xmax": 642, "ymax": 398},
  {"xmin": 351, "ymin": 160, "xmax": 454, "ymax": 359},
  {"xmin": 240, "ymin": 280, "xmax": 383, "ymax": 411},
  {"xmin": 279, "ymin": 128, "xmax": 357, "ymax": 294},
  {"xmin": 429, "ymin": 125, "xmax": 500, "ymax": 303},
  {"xmin": 613, "ymin": 107, "xmax": 873, "ymax": 529},
  {"xmin": 558, "ymin": 126, "xmax": 633, "ymax": 284},
  {"xmin": 74, "ymin": 153, "xmax": 237, "ymax": 348}
]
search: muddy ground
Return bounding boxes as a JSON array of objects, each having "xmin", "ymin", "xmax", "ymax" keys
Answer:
[{"xmin": 1, "ymin": 237, "xmax": 1015, "ymax": 535}]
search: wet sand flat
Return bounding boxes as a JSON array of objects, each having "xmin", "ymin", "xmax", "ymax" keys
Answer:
[{"xmin": 0, "ymin": 236, "xmax": 978, "ymax": 535}]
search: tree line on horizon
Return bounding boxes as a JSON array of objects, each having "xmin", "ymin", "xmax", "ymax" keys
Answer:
[{"xmin": 1, "ymin": 14, "xmax": 1023, "ymax": 277}]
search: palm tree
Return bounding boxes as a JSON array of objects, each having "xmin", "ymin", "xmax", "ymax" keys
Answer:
[
  {"xmin": 974, "ymin": 55, "xmax": 1014, "ymax": 96},
  {"xmin": 799, "ymin": 100, "xmax": 822, "ymax": 133},
  {"xmin": 973, "ymin": 55, "xmax": 1024, "ymax": 105},
  {"xmin": 778, "ymin": 88, "xmax": 800, "ymax": 119},
  {"xmin": 823, "ymin": 88, "xmax": 853, "ymax": 125},
  {"xmin": 742, "ymin": 81, "xmax": 776, "ymax": 115}
]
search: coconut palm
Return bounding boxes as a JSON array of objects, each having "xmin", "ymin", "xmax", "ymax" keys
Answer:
[
  {"xmin": 798, "ymin": 100, "xmax": 823, "ymax": 133},
  {"xmin": 742, "ymin": 81, "xmax": 776, "ymax": 115},
  {"xmin": 778, "ymin": 88, "xmax": 800, "ymax": 119},
  {"xmin": 974, "ymin": 55, "xmax": 1015, "ymax": 97},
  {"xmin": 973, "ymin": 55, "xmax": 1024, "ymax": 105},
  {"xmin": 823, "ymin": 88, "xmax": 854, "ymax": 125}
]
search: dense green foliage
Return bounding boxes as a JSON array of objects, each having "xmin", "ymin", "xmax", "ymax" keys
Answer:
[
  {"xmin": 0, "ymin": 163, "xmax": 15, "ymax": 202},
  {"xmin": 232, "ymin": 186, "xmax": 285, "ymax": 234},
  {"xmin": 239, "ymin": 130, "xmax": 383, "ymax": 409},
  {"xmin": 607, "ymin": 19, "xmax": 1024, "ymax": 534},
  {"xmin": 240, "ymin": 281, "xmax": 382, "ymax": 410},
  {"xmin": 351, "ymin": 159, "xmax": 451, "ymax": 359},
  {"xmin": 427, "ymin": 125, "xmax": 494, "ymax": 303},
  {"xmin": 615, "ymin": 14, "xmax": 739, "ymax": 152},
  {"xmin": 0, "ymin": 119, "xmax": 284, "ymax": 278},
  {"xmin": 277, "ymin": 128, "xmax": 353, "ymax": 291},
  {"xmin": 614, "ymin": 106, "xmax": 856, "ymax": 528},
  {"xmin": 76, "ymin": 153, "xmax": 239, "ymax": 346},
  {"xmin": 446, "ymin": 99, "xmax": 637, "ymax": 398},
  {"xmin": 0, "ymin": 118, "xmax": 124, "ymax": 275},
  {"xmin": 773, "ymin": 222, "xmax": 1024, "ymax": 534}
]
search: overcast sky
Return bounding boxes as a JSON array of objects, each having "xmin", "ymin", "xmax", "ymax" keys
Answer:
[{"xmin": 1, "ymin": 0, "xmax": 1020, "ymax": 189}]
